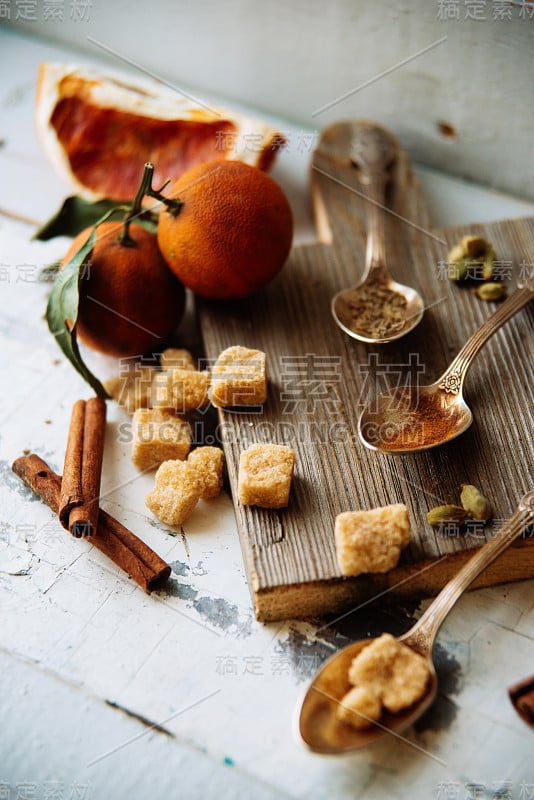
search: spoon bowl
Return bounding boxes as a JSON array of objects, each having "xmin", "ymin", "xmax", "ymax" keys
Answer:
[
  {"xmin": 358, "ymin": 382, "xmax": 473, "ymax": 454},
  {"xmin": 297, "ymin": 635, "xmax": 438, "ymax": 754},
  {"xmin": 297, "ymin": 493, "xmax": 534, "ymax": 754},
  {"xmin": 358, "ymin": 286, "xmax": 533, "ymax": 453},
  {"xmin": 332, "ymin": 277, "xmax": 424, "ymax": 345}
]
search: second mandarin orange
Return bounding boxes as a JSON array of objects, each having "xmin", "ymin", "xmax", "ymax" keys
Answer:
[{"xmin": 157, "ymin": 160, "xmax": 293, "ymax": 299}]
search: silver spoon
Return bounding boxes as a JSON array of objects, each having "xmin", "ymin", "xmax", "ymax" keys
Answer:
[
  {"xmin": 330, "ymin": 123, "xmax": 425, "ymax": 343},
  {"xmin": 297, "ymin": 491, "xmax": 534, "ymax": 754},
  {"xmin": 358, "ymin": 285, "xmax": 533, "ymax": 454}
]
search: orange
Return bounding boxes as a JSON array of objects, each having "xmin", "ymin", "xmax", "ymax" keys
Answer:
[
  {"xmin": 36, "ymin": 63, "xmax": 285, "ymax": 201},
  {"xmin": 62, "ymin": 222, "xmax": 185, "ymax": 357},
  {"xmin": 157, "ymin": 160, "xmax": 293, "ymax": 299}
]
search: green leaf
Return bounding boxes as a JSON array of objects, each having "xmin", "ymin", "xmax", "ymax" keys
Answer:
[
  {"xmin": 39, "ymin": 261, "xmax": 60, "ymax": 283},
  {"xmin": 45, "ymin": 226, "xmax": 110, "ymax": 399},
  {"xmin": 33, "ymin": 195, "xmax": 159, "ymax": 241},
  {"xmin": 33, "ymin": 196, "xmax": 121, "ymax": 241}
]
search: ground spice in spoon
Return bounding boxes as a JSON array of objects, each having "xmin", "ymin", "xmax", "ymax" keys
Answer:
[
  {"xmin": 374, "ymin": 390, "xmax": 465, "ymax": 450},
  {"xmin": 344, "ymin": 282, "xmax": 408, "ymax": 338}
]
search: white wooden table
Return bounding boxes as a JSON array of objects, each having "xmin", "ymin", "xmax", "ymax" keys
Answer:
[{"xmin": 1, "ymin": 27, "xmax": 534, "ymax": 800}]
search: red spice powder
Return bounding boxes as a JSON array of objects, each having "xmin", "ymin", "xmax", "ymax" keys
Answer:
[{"xmin": 363, "ymin": 390, "xmax": 465, "ymax": 450}]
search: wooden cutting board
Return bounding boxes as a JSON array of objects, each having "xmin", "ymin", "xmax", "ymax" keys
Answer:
[{"xmin": 198, "ymin": 121, "xmax": 534, "ymax": 622}]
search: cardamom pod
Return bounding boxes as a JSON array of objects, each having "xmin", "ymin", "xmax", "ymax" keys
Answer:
[
  {"xmin": 427, "ymin": 505, "xmax": 468, "ymax": 527},
  {"xmin": 482, "ymin": 247, "xmax": 496, "ymax": 280},
  {"xmin": 464, "ymin": 236, "xmax": 490, "ymax": 259},
  {"xmin": 447, "ymin": 235, "xmax": 496, "ymax": 282},
  {"xmin": 476, "ymin": 282, "xmax": 507, "ymax": 302},
  {"xmin": 460, "ymin": 484, "xmax": 492, "ymax": 521},
  {"xmin": 447, "ymin": 242, "xmax": 467, "ymax": 264}
]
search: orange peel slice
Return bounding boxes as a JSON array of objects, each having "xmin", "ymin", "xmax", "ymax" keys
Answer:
[{"xmin": 36, "ymin": 62, "xmax": 285, "ymax": 201}]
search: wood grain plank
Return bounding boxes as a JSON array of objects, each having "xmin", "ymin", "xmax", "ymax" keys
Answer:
[{"xmin": 198, "ymin": 122, "xmax": 534, "ymax": 621}]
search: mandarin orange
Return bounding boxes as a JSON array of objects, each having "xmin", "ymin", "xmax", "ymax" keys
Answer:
[
  {"xmin": 61, "ymin": 221, "xmax": 185, "ymax": 357},
  {"xmin": 157, "ymin": 160, "xmax": 293, "ymax": 299}
]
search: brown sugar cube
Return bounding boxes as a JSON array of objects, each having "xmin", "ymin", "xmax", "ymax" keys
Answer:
[
  {"xmin": 187, "ymin": 447, "xmax": 224, "ymax": 499},
  {"xmin": 209, "ymin": 345, "xmax": 267, "ymax": 408},
  {"xmin": 150, "ymin": 370, "xmax": 174, "ymax": 409},
  {"xmin": 347, "ymin": 633, "xmax": 430, "ymax": 714},
  {"xmin": 151, "ymin": 368, "xmax": 210, "ymax": 412},
  {"xmin": 238, "ymin": 443, "xmax": 294, "ymax": 508},
  {"xmin": 334, "ymin": 504, "xmax": 410, "ymax": 578},
  {"xmin": 131, "ymin": 408, "xmax": 191, "ymax": 471},
  {"xmin": 160, "ymin": 348, "xmax": 197, "ymax": 371},
  {"xmin": 145, "ymin": 460, "xmax": 201, "ymax": 526},
  {"xmin": 336, "ymin": 685, "xmax": 382, "ymax": 730},
  {"xmin": 104, "ymin": 364, "xmax": 156, "ymax": 414}
]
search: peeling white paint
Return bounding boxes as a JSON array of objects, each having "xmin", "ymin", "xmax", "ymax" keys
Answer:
[{"xmin": 0, "ymin": 535, "xmax": 33, "ymax": 575}]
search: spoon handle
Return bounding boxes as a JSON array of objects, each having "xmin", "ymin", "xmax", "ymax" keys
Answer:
[
  {"xmin": 350, "ymin": 126, "xmax": 396, "ymax": 283},
  {"xmin": 405, "ymin": 492, "xmax": 534, "ymax": 652},
  {"xmin": 437, "ymin": 286, "xmax": 534, "ymax": 394},
  {"xmin": 310, "ymin": 121, "xmax": 398, "ymax": 283}
]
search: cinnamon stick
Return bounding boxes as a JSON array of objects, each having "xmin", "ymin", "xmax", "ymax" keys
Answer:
[
  {"xmin": 12, "ymin": 454, "xmax": 171, "ymax": 593},
  {"xmin": 508, "ymin": 674, "xmax": 534, "ymax": 729},
  {"xmin": 59, "ymin": 397, "xmax": 106, "ymax": 537}
]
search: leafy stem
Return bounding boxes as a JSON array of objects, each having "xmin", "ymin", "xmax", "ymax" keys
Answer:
[
  {"xmin": 119, "ymin": 162, "xmax": 182, "ymax": 246},
  {"xmin": 46, "ymin": 204, "xmax": 127, "ymax": 399},
  {"xmin": 46, "ymin": 161, "xmax": 181, "ymax": 397},
  {"xmin": 46, "ymin": 225, "xmax": 110, "ymax": 398}
]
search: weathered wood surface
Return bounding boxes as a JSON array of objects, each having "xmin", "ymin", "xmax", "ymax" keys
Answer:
[{"xmin": 198, "ymin": 121, "xmax": 534, "ymax": 621}]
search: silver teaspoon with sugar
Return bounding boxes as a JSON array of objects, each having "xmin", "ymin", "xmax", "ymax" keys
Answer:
[{"xmin": 297, "ymin": 491, "xmax": 534, "ymax": 754}]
